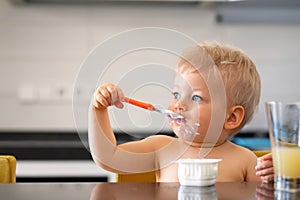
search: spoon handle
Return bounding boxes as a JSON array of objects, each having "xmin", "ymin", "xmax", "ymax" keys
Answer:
[{"xmin": 123, "ymin": 97, "xmax": 155, "ymax": 111}]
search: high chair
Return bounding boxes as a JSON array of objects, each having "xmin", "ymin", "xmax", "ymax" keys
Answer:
[
  {"xmin": 117, "ymin": 171, "xmax": 156, "ymax": 182},
  {"xmin": 0, "ymin": 155, "xmax": 16, "ymax": 183},
  {"xmin": 253, "ymin": 150, "xmax": 270, "ymax": 157}
]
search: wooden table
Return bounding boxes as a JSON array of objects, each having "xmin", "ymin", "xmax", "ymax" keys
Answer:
[{"xmin": 0, "ymin": 182, "xmax": 299, "ymax": 200}]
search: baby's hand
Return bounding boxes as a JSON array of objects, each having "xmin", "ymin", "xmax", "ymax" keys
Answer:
[
  {"xmin": 93, "ymin": 83, "xmax": 125, "ymax": 110},
  {"xmin": 255, "ymin": 153, "xmax": 274, "ymax": 183}
]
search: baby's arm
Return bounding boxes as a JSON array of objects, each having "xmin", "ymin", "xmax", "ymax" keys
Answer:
[
  {"xmin": 90, "ymin": 83, "xmax": 125, "ymax": 145},
  {"xmin": 89, "ymin": 83, "xmax": 125, "ymax": 172},
  {"xmin": 255, "ymin": 153, "xmax": 274, "ymax": 183},
  {"xmin": 89, "ymin": 83, "xmax": 164, "ymax": 174}
]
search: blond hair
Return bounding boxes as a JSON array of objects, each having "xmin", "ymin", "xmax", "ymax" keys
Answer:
[{"xmin": 177, "ymin": 42, "xmax": 261, "ymax": 132}]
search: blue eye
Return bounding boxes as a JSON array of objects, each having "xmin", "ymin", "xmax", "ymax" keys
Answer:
[
  {"xmin": 173, "ymin": 92, "xmax": 181, "ymax": 100},
  {"xmin": 192, "ymin": 95, "xmax": 202, "ymax": 102}
]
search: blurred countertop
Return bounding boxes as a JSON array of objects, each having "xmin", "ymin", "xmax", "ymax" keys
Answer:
[{"xmin": 16, "ymin": 160, "xmax": 116, "ymax": 182}]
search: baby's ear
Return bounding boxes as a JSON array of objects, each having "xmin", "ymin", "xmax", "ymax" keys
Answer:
[{"xmin": 224, "ymin": 105, "xmax": 245, "ymax": 130}]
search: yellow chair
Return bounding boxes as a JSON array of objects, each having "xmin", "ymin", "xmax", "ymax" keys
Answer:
[
  {"xmin": 0, "ymin": 155, "xmax": 16, "ymax": 183},
  {"xmin": 253, "ymin": 150, "xmax": 271, "ymax": 157},
  {"xmin": 117, "ymin": 171, "xmax": 156, "ymax": 182}
]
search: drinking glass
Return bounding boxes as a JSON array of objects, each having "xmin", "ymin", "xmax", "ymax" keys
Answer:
[{"xmin": 265, "ymin": 101, "xmax": 300, "ymax": 192}]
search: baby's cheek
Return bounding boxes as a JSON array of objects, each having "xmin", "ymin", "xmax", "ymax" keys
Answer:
[{"xmin": 167, "ymin": 101, "xmax": 176, "ymax": 111}]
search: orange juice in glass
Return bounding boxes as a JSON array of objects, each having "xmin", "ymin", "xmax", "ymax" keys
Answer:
[
  {"xmin": 265, "ymin": 101, "xmax": 300, "ymax": 192},
  {"xmin": 272, "ymin": 147, "xmax": 300, "ymax": 178}
]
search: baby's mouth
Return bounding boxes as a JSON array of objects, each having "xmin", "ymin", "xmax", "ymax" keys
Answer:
[
  {"xmin": 170, "ymin": 115, "xmax": 201, "ymax": 136},
  {"xmin": 172, "ymin": 117, "xmax": 185, "ymax": 125}
]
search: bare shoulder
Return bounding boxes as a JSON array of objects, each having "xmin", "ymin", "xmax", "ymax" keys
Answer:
[
  {"xmin": 226, "ymin": 141, "xmax": 256, "ymax": 156},
  {"xmin": 225, "ymin": 142, "xmax": 262, "ymax": 181},
  {"xmin": 213, "ymin": 141, "xmax": 260, "ymax": 182},
  {"xmin": 215, "ymin": 141, "xmax": 257, "ymax": 161},
  {"xmin": 225, "ymin": 141, "xmax": 258, "ymax": 170}
]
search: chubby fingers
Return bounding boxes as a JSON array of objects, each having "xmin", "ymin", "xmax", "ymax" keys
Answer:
[
  {"xmin": 106, "ymin": 84, "xmax": 125, "ymax": 109},
  {"xmin": 256, "ymin": 157, "xmax": 273, "ymax": 170},
  {"xmin": 256, "ymin": 155, "xmax": 274, "ymax": 183},
  {"xmin": 93, "ymin": 83, "xmax": 125, "ymax": 110},
  {"xmin": 259, "ymin": 153, "xmax": 272, "ymax": 161},
  {"xmin": 255, "ymin": 164, "xmax": 274, "ymax": 179}
]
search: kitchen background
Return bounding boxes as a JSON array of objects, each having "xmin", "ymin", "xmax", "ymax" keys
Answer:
[{"xmin": 0, "ymin": 0, "xmax": 300, "ymax": 182}]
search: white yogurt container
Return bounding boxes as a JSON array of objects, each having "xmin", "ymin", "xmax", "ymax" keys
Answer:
[{"xmin": 177, "ymin": 158, "xmax": 222, "ymax": 186}]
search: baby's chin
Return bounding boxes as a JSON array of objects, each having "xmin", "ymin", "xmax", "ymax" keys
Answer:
[
  {"xmin": 172, "ymin": 127, "xmax": 201, "ymax": 144},
  {"xmin": 171, "ymin": 125, "xmax": 218, "ymax": 147}
]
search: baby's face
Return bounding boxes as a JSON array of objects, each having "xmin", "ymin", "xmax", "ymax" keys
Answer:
[{"xmin": 168, "ymin": 69, "xmax": 212, "ymax": 144}]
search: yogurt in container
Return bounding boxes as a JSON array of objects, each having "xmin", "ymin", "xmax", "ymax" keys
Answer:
[{"xmin": 177, "ymin": 158, "xmax": 222, "ymax": 186}]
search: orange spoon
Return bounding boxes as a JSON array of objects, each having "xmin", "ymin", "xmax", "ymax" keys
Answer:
[
  {"xmin": 124, "ymin": 97, "xmax": 184, "ymax": 120},
  {"xmin": 124, "ymin": 97, "xmax": 155, "ymax": 111}
]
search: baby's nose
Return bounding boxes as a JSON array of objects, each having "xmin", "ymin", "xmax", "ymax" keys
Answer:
[{"xmin": 174, "ymin": 101, "xmax": 186, "ymax": 113}]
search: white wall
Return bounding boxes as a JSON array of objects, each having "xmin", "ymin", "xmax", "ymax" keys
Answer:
[{"xmin": 1, "ymin": 0, "xmax": 300, "ymax": 132}]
